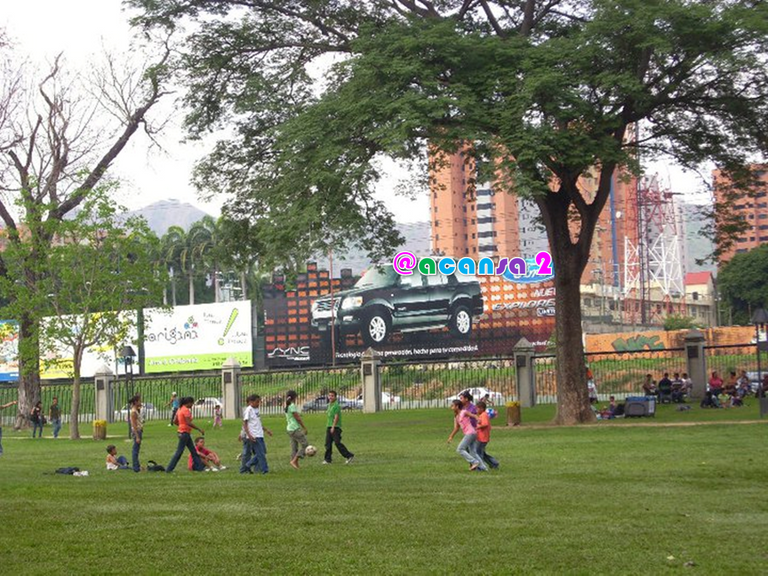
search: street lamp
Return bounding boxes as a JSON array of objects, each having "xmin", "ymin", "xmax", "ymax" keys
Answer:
[
  {"xmin": 121, "ymin": 345, "xmax": 136, "ymax": 437},
  {"xmin": 750, "ymin": 308, "xmax": 768, "ymax": 401}
]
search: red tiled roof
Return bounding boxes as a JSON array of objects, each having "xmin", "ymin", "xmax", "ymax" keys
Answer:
[{"xmin": 685, "ymin": 272, "xmax": 713, "ymax": 285}]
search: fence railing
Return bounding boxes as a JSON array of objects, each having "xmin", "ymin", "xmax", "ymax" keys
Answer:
[{"xmin": 1, "ymin": 341, "xmax": 760, "ymax": 425}]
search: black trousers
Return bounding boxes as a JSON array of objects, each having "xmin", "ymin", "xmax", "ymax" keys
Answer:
[{"xmin": 324, "ymin": 427, "xmax": 353, "ymax": 462}]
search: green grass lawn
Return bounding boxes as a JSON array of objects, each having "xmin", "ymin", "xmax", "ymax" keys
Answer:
[{"xmin": 1, "ymin": 404, "xmax": 767, "ymax": 575}]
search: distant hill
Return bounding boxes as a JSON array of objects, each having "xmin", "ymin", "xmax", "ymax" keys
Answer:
[{"xmin": 125, "ymin": 199, "xmax": 212, "ymax": 236}]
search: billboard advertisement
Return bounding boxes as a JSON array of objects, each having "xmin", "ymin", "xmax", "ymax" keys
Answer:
[
  {"xmin": 40, "ymin": 312, "xmax": 138, "ymax": 380},
  {"xmin": 0, "ymin": 321, "xmax": 19, "ymax": 382},
  {"xmin": 143, "ymin": 301, "xmax": 253, "ymax": 373},
  {"xmin": 262, "ymin": 262, "xmax": 555, "ymax": 367}
]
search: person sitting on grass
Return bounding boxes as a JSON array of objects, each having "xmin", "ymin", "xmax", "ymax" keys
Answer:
[
  {"xmin": 642, "ymin": 374, "xmax": 658, "ymax": 397},
  {"xmin": 657, "ymin": 373, "xmax": 673, "ymax": 403},
  {"xmin": 599, "ymin": 396, "xmax": 620, "ymax": 419},
  {"xmin": 106, "ymin": 445, "xmax": 130, "ymax": 470},
  {"xmin": 670, "ymin": 373, "xmax": 685, "ymax": 403},
  {"xmin": 737, "ymin": 370, "xmax": 751, "ymax": 399},
  {"xmin": 724, "ymin": 372, "xmax": 738, "ymax": 397},
  {"xmin": 708, "ymin": 371, "xmax": 724, "ymax": 396},
  {"xmin": 189, "ymin": 437, "xmax": 227, "ymax": 472},
  {"xmin": 700, "ymin": 391, "xmax": 722, "ymax": 409}
]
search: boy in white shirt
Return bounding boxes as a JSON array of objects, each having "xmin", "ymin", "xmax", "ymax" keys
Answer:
[{"xmin": 240, "ymin": 394, "xmax": 272, "ymax": 474}]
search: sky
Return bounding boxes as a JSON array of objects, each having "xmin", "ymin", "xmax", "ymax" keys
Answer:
[{"xmin": 1, "ymin": 0, "xmax": 711, "ymax": 224}]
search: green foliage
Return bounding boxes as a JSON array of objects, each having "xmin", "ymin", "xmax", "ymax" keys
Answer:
[
  {"xmin": 663, "ymin": 314, "xmax": 700, "ymax": 331},
  {"xmin": 718, "ymin": 244, "xmax": 768, "ymax": 325}
]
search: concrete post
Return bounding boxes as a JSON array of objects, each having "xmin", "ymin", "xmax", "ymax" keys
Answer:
[
  {"xmin": 360, "ymin": 348, "xmax": 381, "ymax": 413},
  {"xmin": 94, "ymin": 364, "xmax": 115, "ymax": 423},
  {"xmin": 513, "ymin": 337, "xmax": 536, "ymax": 408},
  {"xmin": 684, "ymin": 329, "xmax": 707, "ymax": 400},
  {"xmin": 221, "ymin": 358, "xmax": 242, "ymax": 420}
]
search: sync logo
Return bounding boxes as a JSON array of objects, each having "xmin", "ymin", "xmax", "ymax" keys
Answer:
[{"xmin": 268, "ymin": 346, "xmax": 310, "ymax": 361}]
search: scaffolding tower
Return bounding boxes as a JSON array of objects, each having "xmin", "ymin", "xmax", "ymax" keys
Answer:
[{"xmin": 623, "ymin": 175, "xmax": 687, "ymax": 325}]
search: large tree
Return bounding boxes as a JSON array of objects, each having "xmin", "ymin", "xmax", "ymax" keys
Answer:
[
  {"xmin": 129, "ymin": 0, "xmax": 768, "ymax": 424},
  {"xmin": 3, "ymin": 191, "xmax": 166, "ymax": 439},
  {"xmin": 718, "ymin": 244, "xmax": 768, "ymax": 326},
  {"xmin": 0, "ymin": 35, "xmax": 170, "ymax": 427}
]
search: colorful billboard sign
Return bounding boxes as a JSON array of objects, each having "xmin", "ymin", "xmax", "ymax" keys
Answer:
[
  {"xmin": 262, "ymin": 262, "xmax": 555, "ymax": 367},
  {"xmin": 143, "ymin": 301, "xmax": 253, "ymax": 373},
  {"xmin": 0, "ymin": 321, "xmax": 19, "ymax": 382}
]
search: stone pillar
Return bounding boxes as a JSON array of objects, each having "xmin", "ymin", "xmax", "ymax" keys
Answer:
[
  {"xmin": 360, "ymin": 348, "xmax": 381, "ymax": 413},
  {"xmin": 94, "ymin": 365, "xmax": 115, "ymax": 423},
  {"xmin": 685, "ymin": 329, "xmax": 707, "ymax": 400},
  {"xmin": 221, "ymin": 358, "xmax": 242, "ymax": 420},
  {"xmin": 513, "ymin": 337, "xmax": 536, "ymax": 408}
]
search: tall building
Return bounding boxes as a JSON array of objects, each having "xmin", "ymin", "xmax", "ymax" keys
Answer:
[{"xmin": 713, "ymin": 164, "xmax": 768, "ymax": 263}]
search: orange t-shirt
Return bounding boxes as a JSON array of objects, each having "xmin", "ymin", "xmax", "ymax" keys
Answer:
[
  {"xmin": 477, "ymin": 412, "xmax": 491, "ymax": 443},
  {"xmin": 177, "ymin": 405, "xmax": 193, "ymax": 433}
]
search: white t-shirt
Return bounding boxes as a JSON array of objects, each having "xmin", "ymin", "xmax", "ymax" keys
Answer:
[{"xmin": 243, "ymin": 405, "xmax": 264, "ymax": 438}]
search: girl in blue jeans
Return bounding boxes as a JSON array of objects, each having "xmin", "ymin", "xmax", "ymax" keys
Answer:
[
  {"xmin": 30, "ymin": 402, "xmax": 44, "ymax": 438},
  {"xmin": 446, "ymin": 400, "xmax": 487, "ymax": 472}
]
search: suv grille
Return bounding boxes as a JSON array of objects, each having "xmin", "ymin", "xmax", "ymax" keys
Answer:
[{"xmin": 315, "ymin": 299, "xmax": 340, "ymax": 312}]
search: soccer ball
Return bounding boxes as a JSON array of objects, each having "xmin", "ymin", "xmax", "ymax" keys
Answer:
[
  {"xmin": 305, "ymin": 445, "xmax": 317, "ymax": 457},
  {"xmin": 487, "ymin": 408, "xmax": 497, "ymax": 419}
]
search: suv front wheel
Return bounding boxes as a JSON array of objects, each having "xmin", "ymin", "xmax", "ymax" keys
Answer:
[
  {"xmin": 449, "ymin": 305, "xmax": 472, "ymax": 339},
  {"xmin": 362, "ymin": 309, "xmax": 391, "ymax": 347}
]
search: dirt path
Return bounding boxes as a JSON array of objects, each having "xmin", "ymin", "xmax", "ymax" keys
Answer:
[{"xmin": 501, "ymin": 418, "xmax": 768, "ymax": 431}]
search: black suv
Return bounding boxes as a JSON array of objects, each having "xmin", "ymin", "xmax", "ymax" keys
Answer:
[{"xmin": 311, "ymin": 265, "xmax": 484, "ymax": 347}]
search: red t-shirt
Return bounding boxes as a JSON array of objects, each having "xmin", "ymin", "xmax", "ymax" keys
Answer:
[
  {"xmin": 188, "ymin": 445, "xmax": 210, "ymax": 470},
  {"xmin": 177, "ymin": 406, "xmax": 193, "ymax": 433},
  {"xmin": 476, "ymin": 412, "xmax": 491, "ymax": 443}
]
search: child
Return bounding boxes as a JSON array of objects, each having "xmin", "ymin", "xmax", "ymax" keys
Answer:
[
  {"xmin": 285, "ymin": 390, "xmax": 309, "ymax": 470},
  {"xmin": 189, "ymin": 437, "xmax": 227, "ymax": 471},
  {"xmin": 447, "ymin": 400, "xmax": 486, "ymax": 472},
  {"xmin": 106, "ymin": 445, "xmax": 130, "ymax": 470},
  {"xmin": 166, "ymin": 396, "xmax": 206, "ymax": 473},
  {"xmin": 30, "ymin": 401, "xmax": 44, "ymax": 438},
  {"xmin": 241, "ymin": 394, "xmax": 272, "ymax": 474},
  {"xmin": 475, "ymin": 401, "xmax": 499, "ymax": 469},
  {"xmin": 599, "ymin": 396, "xmax": 618, "ymax": 419},
  {"xmin": 213, "ymin": 404, "xmax": 223, "ymax": 429}
]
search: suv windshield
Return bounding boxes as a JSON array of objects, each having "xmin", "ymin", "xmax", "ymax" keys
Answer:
[{"xmin": 354, "ymin": 266, "xmax": 398, "ymax": 289}]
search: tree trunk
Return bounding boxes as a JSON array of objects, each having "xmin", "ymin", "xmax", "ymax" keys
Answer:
[
  {"xmin": 240, "ymin": 271, "xmax": 247, "ymax": 300},
  {"xmin": 214, "ymin": 266, "xmax": 220, "ymax": 302},
  {"xmin": 14, "ymin": 312, "xmax": 40, "ymax": 430},
  {"xmin": 189, "ymin": 265, "xmax": 195, "ymax": 305},
  {"xmin": 70, "ymin": 354, "xmax": 82, "ymax": 440},
  {"xmin": 551, "ymin": 257, "xmax": 595, "ymax": 425}
]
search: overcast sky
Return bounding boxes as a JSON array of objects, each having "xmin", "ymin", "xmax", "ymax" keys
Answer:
[{"xmin": 1, "ymin": 0, "xmax": 710, "ymax": 224}]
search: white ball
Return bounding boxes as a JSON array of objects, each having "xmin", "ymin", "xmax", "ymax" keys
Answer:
[{"xmin": 305, "ymin": 445, "xmax": 317, "ymax": 457}]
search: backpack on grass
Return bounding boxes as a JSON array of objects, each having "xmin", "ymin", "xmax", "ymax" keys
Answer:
[
  {"xmin": 55, "ymin": 467, "xmax": 80, "ymax": 475},
  {"xmin": 146, "ymin": 460, "xmax": 165, "ymax": 472}
]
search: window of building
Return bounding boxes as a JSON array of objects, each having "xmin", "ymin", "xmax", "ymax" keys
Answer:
[
  {"xmin": 472, "ymin": 233, "xmax": 476, "ymax": 239},
  {"xmin": 464, "ymin": 234, "xmax": 468, "ymax": 240},
  {"xmin": 751, "ymin": 236, "xmax": 756, "ymax": 241},
  {"xmin": 435, "ymin": 234, "xmax": 439, "ymax": 241},
  {"xmin": 434, "ymin": 206, "xmax": 438, "ymax": 212},
  {"xmin": 465, "ymin": 248, "xmax": 469, "ymax": 254}
]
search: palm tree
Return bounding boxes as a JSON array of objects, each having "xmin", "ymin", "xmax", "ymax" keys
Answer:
[
  {"xmin": 160, "ymin": 226, "xmax": 197, "ymax": 305},
  {"xmin": 189, "ymin": 215, "xmax": 223, "ymax": 302}
]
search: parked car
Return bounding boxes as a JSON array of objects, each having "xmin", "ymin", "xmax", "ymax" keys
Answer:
[
  {"xmin": 302, "ymin": 395, "xmax": 356, "ymax": 412},
  {"xmin": 353, "ymin": 392, "xmax": 401, "ymax": 407},
  {"xmin": 446, "ymin": 387, "xmax": 503, "ymax": 404},
  {"xmin": 114, "ymin": 402, "xmax": 157, "ymax": 422},
  {"xmin": 193, "ymin": 397, "xmax": 222, "ymax": 416},
  {"xmin": 311, "ymin": 264, "xmax": 483, "ymax": 347}
]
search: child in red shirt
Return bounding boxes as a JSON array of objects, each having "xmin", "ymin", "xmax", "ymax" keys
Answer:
[
  {"xmin": 188, "ymin": 437, "xmax": 226, "ymax": 471},
  {"xmin": 475, "ymin": 401, "xmax": 499, "ymax": 470}
]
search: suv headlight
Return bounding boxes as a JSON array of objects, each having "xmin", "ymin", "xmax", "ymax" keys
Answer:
[{"xmin": 341, "ymin": 296, "xmax": 363, "ymax": 310}]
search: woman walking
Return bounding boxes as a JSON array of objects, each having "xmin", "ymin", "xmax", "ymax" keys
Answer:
[
  {"xmin": 129, "ymin": 395, "xmax": 144, "ymax": 473},
  {"xmin": 447, "ymin": 400, "xmax": 486, "ymax": 472},
  {"xmin": 30, "ymin": 401, "xmax": 44, "ymax": 438},
  {"xmin": 166, "ymin": 397, "xmax": 206, "ymax": 473},
  {"xmin": 285, "ymin": 390, "xmax": 309, "ymax": 470}
]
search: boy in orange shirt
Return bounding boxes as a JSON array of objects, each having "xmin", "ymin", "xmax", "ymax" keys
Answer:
[{"xmin": 475, "ymin": 401, "xmax": 499, "ymax": 470}]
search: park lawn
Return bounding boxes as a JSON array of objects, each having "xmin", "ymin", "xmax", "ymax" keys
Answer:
[{"xmin": 1, "ymin": 406, "xmax": 767, "ymax": 575}]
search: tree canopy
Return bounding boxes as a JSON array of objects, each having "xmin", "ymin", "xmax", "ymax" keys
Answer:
[
  {"xmin": 128, "ymin": 0, "xmax": 768, "ymax": 423},
  {"xmin": 718, "ymin": 244, "xmax": 768, "ymax": 325}
]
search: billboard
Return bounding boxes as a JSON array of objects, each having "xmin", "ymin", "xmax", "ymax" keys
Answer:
[
  {"xmin": 0, "ymin": 321, "xmax": 19, "ymax": 382},
  {"xmin": 143, "ymin": 301, "xmax": 253, "ymax": 373},
  {"xmin": 40, "ymin": 312, "xmax": 138, "ymax": 380},
  {"xmin": 262, "ymin": 262, "xmax": 555, "ymax": 367}
]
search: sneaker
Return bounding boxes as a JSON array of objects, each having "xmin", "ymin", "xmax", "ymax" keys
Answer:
[
  {"xmin": 211, "ymin": 468, "xmax": 220, "ymax": 472},
  {"xmin": 219, "ymin": 465, "xmax": 227, "ymax": 471},
  {"xmin": 236, "ymin": 454, "xmax": 242, "ymax": 461},
  {"xmin": 345, "ymin": 456, "xmax": 355, "ymax": 465},
  {"xmin": 205, "ymin": 468, "xmax": 212, "ymax": 472},
  {"xmin": 322, "ymin": 460, "xmax": 332, "ymax": 465}
]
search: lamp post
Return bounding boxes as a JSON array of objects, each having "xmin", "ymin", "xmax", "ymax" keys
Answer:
[
  {"xmin": 121, "ymin": 345, "xmax": 136, "ymax": 438},
  {"xmin": 750, "ymin": 308, "xmax": 768, "ymax": 401}
]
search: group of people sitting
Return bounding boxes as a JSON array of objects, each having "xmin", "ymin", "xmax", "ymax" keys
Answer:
[
  {"xmin": 642, "ymin": 372, "xmax": 693, "ymax": 403},
  {"xmin": 700, "ymin": 370, "xmax": 756, "ymax": 408}
]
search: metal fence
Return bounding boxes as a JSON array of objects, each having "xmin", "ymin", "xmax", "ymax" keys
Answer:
[{"xmin": 1, "ymin": 342, "xmax": 760, "ymax": 424}]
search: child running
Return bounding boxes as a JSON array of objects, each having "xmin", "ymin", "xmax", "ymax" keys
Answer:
[
  {"xmin": 213, "ymin": 404, "xmax": 223, "ymax": 429},
  {"xmin": 285, "ymin": 390, "xmax": 309, "ymax": 470},
  {"xmin": 475, "ymin": 401, "xmax": 499, "ymax": 469},
  {"xmin": 447, "ymin": 400, "xmax": 487, "ymax": 472}
]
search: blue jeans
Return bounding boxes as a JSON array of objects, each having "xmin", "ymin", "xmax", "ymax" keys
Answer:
[
  {"xmin": 0, "ymin": 426, "xmax": 3, "ymax": 455},
  {"xmin": 116, "ymin": 455, "xmax": 130, "ymax": 469},
  {"xmin": 32, "ymin": 421, "xmax": 43, "ymax": 438},
  {"xmin": 52, "ymin": 418, "xmax": 62, "ymax": 438},
  {"xmin": 244, "ymin": 438, "xmax": 269, "ymax": 474},
  {"xmin": 240, "ymin": 438, "xmax": 255, "ymax": 473},
  {"xmin": 476, "ymin": 440, "xmax": 499, "ymax": 469},
  {"xmin": 457, "ymin": 433, "xmax": 486, "ymax": 470},
  {"xmin": 132, "ymin": 429, "xmax": 143, "ymax": 472},
  {"xmin": 167, "ymin": 432, "xmax": 205, "ymax": 472}
]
